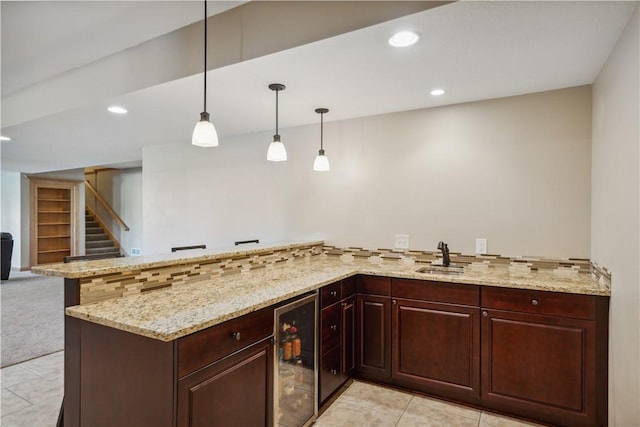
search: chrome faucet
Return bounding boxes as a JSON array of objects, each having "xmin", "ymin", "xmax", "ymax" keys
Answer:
[{"xmin": 437, "ymin": 241, "xmax": 451, "ymax": 267}]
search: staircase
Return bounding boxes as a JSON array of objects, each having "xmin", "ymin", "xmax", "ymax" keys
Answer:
[{"xmin": 85, "ymin": 210, "xmax": 121, "ymax": 257}]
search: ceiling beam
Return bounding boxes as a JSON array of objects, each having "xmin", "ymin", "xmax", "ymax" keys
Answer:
[{"xmin": 1, "ymin": 1, "xmax": 451, "ymax": 128}]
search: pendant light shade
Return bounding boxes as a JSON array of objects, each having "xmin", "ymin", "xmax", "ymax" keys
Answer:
[
  {"xmin": 267, "ymin": 83, "xmax": 287, "ymax": 161},
  {"xmin": 192, "ymin": 1, "xmax": 219, "ymax": 147},
  {"xmin": 192, "ymin": 112, "xmax": 218, "ymax": 147},
  {"xmin": 313, "ymin": 108, "xmax": 330, "ymax": 172}
]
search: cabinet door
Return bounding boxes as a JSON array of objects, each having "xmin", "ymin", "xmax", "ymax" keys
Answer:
[
  {"xmin": 482, "ymin": 309, "xmax": 596, "ymax": 426},
  {"xmin": 177, "ymin": 338, "xmax": 273, "ymax": 427},
  {"xmin": 392, "ymin": 298, "xmax": 480, "ymax": 402},
  {"xmin": 341, "ymin": 295, "xmax": 355, "ymax": 377},
  {"xmin": 355, "ymin": 294, "xmax": 391, "ymax": 381}
]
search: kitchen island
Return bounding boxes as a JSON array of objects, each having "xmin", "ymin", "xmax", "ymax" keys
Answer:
[{"xmin": 33, "ymin": 241, "xmax": 610, "ymax": 427}]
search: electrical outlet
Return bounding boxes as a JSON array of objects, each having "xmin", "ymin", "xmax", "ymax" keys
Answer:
[
  {"xmin": 395, "ymin": 234, "xmax": 410, "ymax": 249},
  {"xmin": 475, "ymin": 238, "xmax": 487, "ymax": 254}
]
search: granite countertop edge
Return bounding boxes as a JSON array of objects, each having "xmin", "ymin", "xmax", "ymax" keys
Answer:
[{"xmin": 31, "ymin": 240, "xmax": 324, "ymax": 278}]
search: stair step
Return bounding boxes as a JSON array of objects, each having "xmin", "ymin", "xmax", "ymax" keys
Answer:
[
  {"xmin": 86, "ymin": 240, "xmax": 115, "ymax": 249},
  {"xmin": 86, "ymin": 247, "xmax": 120, "ymax": 255},
  {"xmin": 86, "ymin": 227, "xmax": 104, "ymax": 235},
  {"xmin": 86, "ymin": 221, "xmax": 99, "ymax": 228},
  {"xmin": 86, "ymin": 234, "xmax": 108, "ymax": 242}
]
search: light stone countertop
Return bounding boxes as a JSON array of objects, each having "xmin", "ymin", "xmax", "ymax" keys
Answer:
[
  {"xmin": 31, "ymin": 240, "xmax": 323, "ymax": 278},
  {"xmin": 65, "ymin": 255, "xmax": 611, "ymax": 342}
]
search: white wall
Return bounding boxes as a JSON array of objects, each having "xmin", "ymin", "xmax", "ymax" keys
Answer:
[
  {"xmin": 143, "ymin": 86, "xmax": 592, "ymax": 258},
  {"xmin": 143, "ymin": 138, "xmax": 289, "ymax": 254},
  {"xmin": 1, "ymin": 170, "xmax": 22, "ymax": 268},
  {"xmin": 286, "ymin": 87, "xmax": 592, "ymax": 257},
  {"xmin": 591, "ymin": 6, "xmax": 640, "ymax": 426}
]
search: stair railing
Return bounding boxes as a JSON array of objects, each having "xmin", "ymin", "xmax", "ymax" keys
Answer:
[{"xmin": 84, "ymin": 180, "xmax": 130, "ymax": 231}]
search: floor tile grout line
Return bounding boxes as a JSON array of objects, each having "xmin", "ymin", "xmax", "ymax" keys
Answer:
[
  {"xmin": 0, "ymin": 387, "xmax": 35, "ymax": 418},
  {"xmin": 394, "ymin": 394, "xmax": 415, "ymax": 426}
]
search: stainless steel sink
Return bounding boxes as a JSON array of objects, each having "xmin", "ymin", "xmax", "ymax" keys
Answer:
[{"xmin": 415, "ymin": 265, "xmax": 465, "ymax": 275}]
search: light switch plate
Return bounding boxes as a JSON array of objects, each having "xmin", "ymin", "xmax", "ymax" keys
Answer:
[
  {"xmin": 131, "ymin": 248, "xmax": 141, "ymax": 256},
  {"xmin": 395, "ymin": 234, "xmax": 410, "ymax": 249},
  {"xmin": 475, "ymin": 238, "xmax": 487, "ymax": 254}
]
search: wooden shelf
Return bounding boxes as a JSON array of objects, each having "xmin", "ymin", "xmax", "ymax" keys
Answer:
[{"xmin": 31, "ymin": 180, "xmax": 77, "ymax": 266}]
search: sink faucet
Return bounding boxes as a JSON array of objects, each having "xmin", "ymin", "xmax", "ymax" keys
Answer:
[{"xmin": 437, "ymin": 241, "xmax": 451, "ymax": 267}]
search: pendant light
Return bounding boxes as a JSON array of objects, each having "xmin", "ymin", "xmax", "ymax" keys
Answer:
[
  {"xmin": 313, "ymin": 108, "xmax": 330, "ymax": 172},
  {"xmin": 192, "ymin": 0, "xmax": 219, "ymax": 147},
  {"xmin": 267, "ymin": 83, "xmax": 287, "ymax": 161}
]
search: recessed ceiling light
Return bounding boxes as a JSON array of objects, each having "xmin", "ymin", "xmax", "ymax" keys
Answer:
[
  {"xmin": 107, "ymin": 106, "xmax": 128, "ymax": 114},
  {"xmin": 430, "ymin": 89, "xmax": 445, "ymax": 96},
  {"xmin": 0, "ymin": 135, "xmax": 12, "ymax": 141},
  {"xmin": 388, "ymin": 31, "xmax": 419, "ymax": 47}
]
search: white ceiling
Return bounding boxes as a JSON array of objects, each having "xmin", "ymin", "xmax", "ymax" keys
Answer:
[{"xmin": 1, "ymin": 1, "xmax": 636, "ymax": 173}]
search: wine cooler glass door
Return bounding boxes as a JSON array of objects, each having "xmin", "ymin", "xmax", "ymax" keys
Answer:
[{"xmin": 274, "ymin": 293, "xmax": 318, "ymax": 427}]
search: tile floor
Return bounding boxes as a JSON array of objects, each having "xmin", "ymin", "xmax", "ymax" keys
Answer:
[
  {"xmin": 316, "ymin": 381, "xmax": 544, "ymax": 427},
  {"xmin": 0, "ymin": 351, "xmax": 63, "ymax": 427},
  {"xmin": 0, "ymin": 352, "xmax": 542, "ymax": 427}
]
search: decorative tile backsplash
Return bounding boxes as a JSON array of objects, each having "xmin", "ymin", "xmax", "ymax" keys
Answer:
[
  {"xmin": 78, "ymin": 242, "xmax": 609, "ymax": 305},
  {"xmin": 322, "ymin": 245, "xmax": 594, "ymax": 272},
  {"xmin": 79, "ymin": 243, "xmax": 324, "ymax": 304}
]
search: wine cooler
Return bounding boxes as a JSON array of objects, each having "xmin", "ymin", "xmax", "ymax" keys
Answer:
[{"xmin": 274, "ymin": 292, "xmax": 318, "ymax": 427}]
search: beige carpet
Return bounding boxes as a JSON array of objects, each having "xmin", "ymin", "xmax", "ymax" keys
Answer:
[{"xmin": 0, "ymin": 270, "xmax": 64, "ymax": 367}]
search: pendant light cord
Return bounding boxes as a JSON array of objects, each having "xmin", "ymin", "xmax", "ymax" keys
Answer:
[
  {"xmin": 275, "ymin": 89, "xmax": 279, "ymax": 135},
  {"xmin": 320, "ymin": 111, "xmax": 324, "ymax": 150},
  {"xmin": 203, "ymin": 0, "xmax": 207, "ymax": 112}
]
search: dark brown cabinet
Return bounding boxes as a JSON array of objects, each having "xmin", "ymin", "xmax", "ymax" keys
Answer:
[
  {"xmin": 391, "ymin": 278, "xmax": 480, "ymax": 404},
  {"xmin": 319, "ymin": 277, "xmax": 356, "ymax": 404},
  {"xmin": 66, "ymin": 274, "xmax": 608, "ymax": 427},
  {"xmin": 353, "ymin": 277, "xmax": 607, "ymax": 427},
  {"xmin": 68, "ymin": 306, "xmax": 275, "ymax": 427},
  {"xmin": 355, "ymin": 276, "xmax": 391, "ymax": 382},
  {"xmin": 481, "ymin": 286, "xmax": 608, "ymax": 427},
  {"xmin": 177, "ymin": 338, "xmax": 273, "ymax": 427}
]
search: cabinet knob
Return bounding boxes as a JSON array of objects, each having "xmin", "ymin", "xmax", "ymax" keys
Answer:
[
  {"xmin": 342, "ymin": 302, "xmax": 347, "ymax": 307},
  {"xmin": 330, "ymin": 369, "xmax": 338, "ymax": 376},
  {"xmin": 531, "ymin": 299, "xmax": 539, "ymax": 306},
  {"xmin": 232, "ymin": 332, "xmax": 241, "ymax": 341},
  {"xmin": 330, "ymin": 291, "xmax": 337, "ymax": 297},
  {"xmin": 330, "ymin": 324, "xmax": 338, "ymax": 332},
  {"xmin": 392, "ymin": 299, "xmax": 397, "ymax": 305},
  {"xmin": 482, "ymin": 311, "xmax": 488, "ymax": 317}
]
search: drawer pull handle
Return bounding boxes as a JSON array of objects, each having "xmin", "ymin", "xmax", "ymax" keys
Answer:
[
  {"xmin": 482, "ymin": 311, "xmax": 488, "ymax": 317},
  {"xmin": 331, "ymin": 369, "xmax": 338, "ymax": 376},
  {"xmin": 531, "ymin": 299, "xmax": 539, "ymax": 306},
  {"xmin": 330, "ymin": 324, "xmax": 338, "ymax": 332},
  {"xmin": 330, "ymin": 291, "xmax": 337, "ymax": 297},
  {"xmin": 232, "ymin": 332, "xmax": 241, "ymax": 341}
]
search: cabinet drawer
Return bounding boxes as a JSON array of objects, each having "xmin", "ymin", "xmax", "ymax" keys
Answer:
[
  {"xmin": 357, "ymin": 276, "xmax": 391, "ymax": 296},
  {"xmin": 392, "ymin": 278, "xmax": 479, "ymax": 306},
  {"xmin": 177, "ymin": 306, "xmax": 274, "ymax": 377},
  {"xmin": 481, "ymin": 287, "xmax": 596, "ymax": 320},
  {"xmin": 321, "ymin": 281, "xmax": 341, "ymax": 308},
  {"xmin": 321, "ymin": 304, "xmax": 341, "ymax": 351},
  {"xmin": 320, "ymin": 345, "xmax": 345, "ymax": 403}
]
